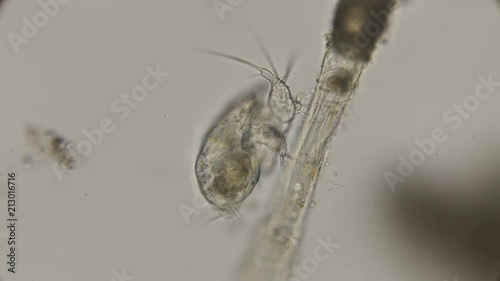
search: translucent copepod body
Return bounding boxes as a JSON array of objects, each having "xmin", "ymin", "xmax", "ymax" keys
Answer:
[
  {"xmin": 195, "ymin": 84, "xmax": 267, "ymax": 217},
  {"xmin": 194, "ymin": 47, "xmax": 300, "ymax": 219}
]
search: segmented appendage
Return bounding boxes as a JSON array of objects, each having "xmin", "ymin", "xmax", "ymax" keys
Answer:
[
  {"xmin": 250, "ymin": 123, "xmax": 287, "ymax": 165},
  {"xmin": 268, "ymin": 80, "xmax": 297, "ymax": 123}
]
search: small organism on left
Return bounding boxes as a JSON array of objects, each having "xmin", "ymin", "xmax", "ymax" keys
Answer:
[
  {"xmin": 23, "ymin": 124, "xmax": 80, "ymax": 170},
  {"xmin": 194, "ymin": 45, "xmax": 303, "ymax": 223}
]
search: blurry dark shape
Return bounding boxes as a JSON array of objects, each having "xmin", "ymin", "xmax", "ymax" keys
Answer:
[
  {"xmin": 24, "ymin": 124, "xmax": 80, "ymax": 170},
  {"xmin": 470, "ymin": 220, "xmax": 500, "ymax": 261},
  {"xmin": 331, "ymin": 0, "xmax": 396, "ymax": 62},
  {"xmin": 383, "ymin": 173, "xmax": 500, "ymax": 277}
]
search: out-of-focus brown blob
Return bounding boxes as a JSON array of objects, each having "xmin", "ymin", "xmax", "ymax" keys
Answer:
[
  {"xmin": 470, "ymin": 219, "xmax": 500, "ymax": 261},
  {"xmin": 395, "ymin": 178, "xmax": 500, "ymax": 255},
  {"xmin": 382, "ymin": 174, "xmax": 500, "ymax": 276},
  {"xmin": 24, "ymin": 124, "xmax": 80, "ymax": 170},
  {"xmin": 331, "ymin": 0, "xmax": 396, "ymax": 62}
]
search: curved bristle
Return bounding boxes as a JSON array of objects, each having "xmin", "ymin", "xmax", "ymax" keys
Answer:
[
  {"xmin": 283, "ymin": 47, "xmax": 299, "ymax": 82},
  {"xmin": 249, "ymin": 29, "xmax": 281, "ymax": 79},
  {"xmin": 192, "ymin": 48, "xmax": 263, "ymax": 73}
]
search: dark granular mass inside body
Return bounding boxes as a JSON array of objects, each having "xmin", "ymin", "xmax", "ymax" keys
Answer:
[{"xmin": 209, "ymin": 151, "xmax": 257, "ymax": 206}]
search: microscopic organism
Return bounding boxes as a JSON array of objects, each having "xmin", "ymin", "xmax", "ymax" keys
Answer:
[
  {"xmin": 194, "ymin": 48, "xmax": 301, "ymax": 220},
  {"xmin": 23, "ymin": 124, "xmax": 80, "ymax": 170}
]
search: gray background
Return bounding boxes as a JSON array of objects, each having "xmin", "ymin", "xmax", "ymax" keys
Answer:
[{"xmin": 1, "ymin": 0, "xmax": 500, "ymax": 280}]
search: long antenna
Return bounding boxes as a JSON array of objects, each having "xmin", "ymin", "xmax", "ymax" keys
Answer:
[
  {"xmin": 283, "ymin": 47, "xmax": 299, "ymax": 82},
  {"xmin": 192, "ymin": 48, "xmax": 263, "ymax": 73},
  {"xmin": 251, "ymin": 30, "xmax": 280, "ymax": 78}
]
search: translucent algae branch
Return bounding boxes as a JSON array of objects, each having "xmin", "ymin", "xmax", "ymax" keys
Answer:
[{"xmin": 236, "ymin": 1, "xmax": 398, "ymax": 280}]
